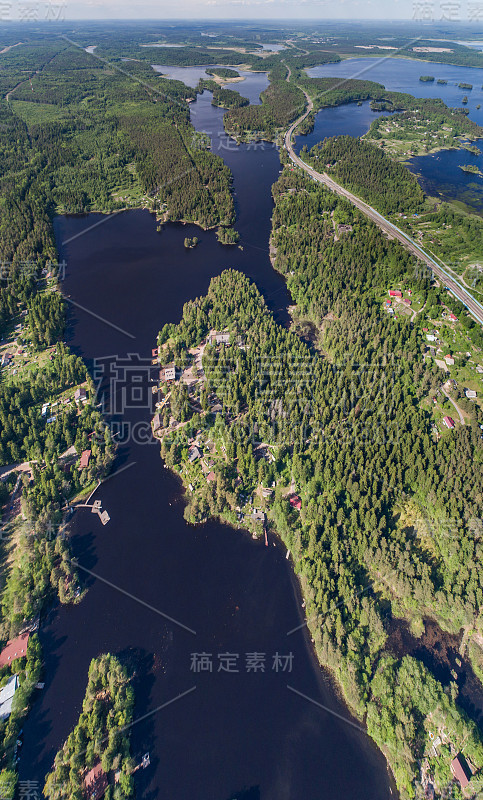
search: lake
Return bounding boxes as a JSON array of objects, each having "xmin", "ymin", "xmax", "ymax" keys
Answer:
[
  {"xmin": 19, "ymin": 50, "xmax": 483, "ymax": 799},
  {"xmin": 18, "ymin": 90, "xmax": 393, "ymax": 800},
  {"xmin": 304, "ymin": 57, "xmax": 483, "ymax": 213}
]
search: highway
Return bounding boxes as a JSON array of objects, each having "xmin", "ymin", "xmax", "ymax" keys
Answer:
[{"xmin": 283, "ymin": 90, "xmax": 483, "ymax": 326}]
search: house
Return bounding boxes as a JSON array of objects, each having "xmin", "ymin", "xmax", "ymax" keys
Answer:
[
  {"xmin": 389, "ymin": 290, "xmax": 402, "ymax": 297},
  {"xmin": 84, "ymin": 760, "xmax": 108, "ymax": 800},
  {"xmin": 151, "ymin": 347, "xmax": 158, "ymax": 358},
  {"xmin": 450, "ymin": 753, "xmax": 471, "ymax": 789},
  {"xmin": 1, "ymin": 352, "xmax": 12, "ymax": 367},
  {"xmin": 426, "ymin": 334, "xmax": 437, "ymax": 342},
  {"xmin": 465, "ymin": 389, "xmax": 477, "ymax": 399},
  {"xmin": 289, "ymin": 494, "xmax": 302, "ymax": 511},
  {"xmin": 0, "ymin": 632, "xmax": 29, "ymax": 667},
  {"xmin": 208, "ymin": 331, "xmax": 230, "ymax": 345},
  {"xmin": 211, "ymin": 403, "xmax": 223, "ymax": 414},
  {"xmin": 403, "ymin": 298, "xmax": 412, "ymax": 305},
  {"xmin": 476, "ymin": 365, "xmax": 483, "ymax": 374},
  {"xmin": 75, "ymin": 386, "xmax": 87, "ymax": 404},
  {"xmin": 161, "ymin": 364, "xmax": 176, "ymax": 382},
  {"xmin": 188, "ymin": 446, "xmax": 201, "ymax": 463},
  {"xmin": 385, "ymin": 300, "xmax": 391, "ymax": 306},
  {"xmin": 449, "ymin": 313, "xmax": 458, "ymax": 321},
  {"xmin": 79, "ymin": 449, "xmax": 91, "ymax": 469},
  {"xmin": 41, "ymin": 402, "xmax": 49, "ymax": 417},
  {"xmin": 206, "ymin": 471, "xmax": 216, "ymax": 483},
  {"xmin": 152, "ymin": 413, "xmax": 162, "ymax": 432},
  {"xmin": 0, "ymin": 675, "xmax": 18, "ymax": 720},
  {"xmin": 444, "ymin": 355, "xmax": 455, "ymax": 366},
  {"xmin": 423, "ymin": 327, "xmax": 428, "ymax": 332},
  {"xmin": 443, "ymin": 416, "xmax": 455, "ymax": 429}
]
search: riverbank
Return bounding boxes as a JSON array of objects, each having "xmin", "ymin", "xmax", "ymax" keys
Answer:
[{"xmin": 14, "ymin": 50, "xmax": 483, "ymax": 800}]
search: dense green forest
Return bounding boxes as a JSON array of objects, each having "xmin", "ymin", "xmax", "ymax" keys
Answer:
[
  {"xmin": 205, "ymin": 67, "xmax": 240, "ymax": 79},
  {"xmin": 197, "ymin": 80, "xmax": 249, "ymax": 110},
  {"xmin": 0, "ymin": 25, "xmax": 482, "ymax": 798},
  {"xmin": 303, "ymin": 135, "xmax": 425, "ymax": 214},
  {"xmin": 224, "ymin": 80, "xmax": 305, "ymax": 140},
  {"xmin": 156, "ymin": 167, "xmax": 483, "ymax": 798},
  {"xmin": 44, "ymin": 654, "xmax": 135, "ymax": 800},
  {"xmin": 0, "ymin": 41, "xmax": 235, "ymax": 228},
  {"xmin": 301, "ymin": 76, "xmax": 385, "ymax": 110}
]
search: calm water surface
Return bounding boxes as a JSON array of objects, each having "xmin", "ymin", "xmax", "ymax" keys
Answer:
[
  {"xmin": 152, "ymin": 63, "xmax": 269, "ymax": 103},
  {"xmin": 305, "ymin": 58, "xmax": 483, "ymax": 213},
  {"xmin": 18, "ymin": 90, "xmax": 392, "ymax": 800}
]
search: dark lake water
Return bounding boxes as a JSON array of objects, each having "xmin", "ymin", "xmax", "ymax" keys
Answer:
[
  {"xmin": 294, "ymin": 100, "xmax": 394, "ymax": 154},
  {"xmin": 409, "ymin": 146, "xmax": 483, "ymax": 212},
  {"xmin": 18, "ymin": 90, "xmax": 393, "ymax": 799},
  {"xmin": 152, "ymin": 64, "xmax": 269, "ymax": 104},
  {"xmin": 308, "ymin": 58, "xmax": 483, "ymax": 127}
]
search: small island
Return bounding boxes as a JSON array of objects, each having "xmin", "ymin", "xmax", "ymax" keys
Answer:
[
  {"xmin": 461, "ymin": 143, "xmax": 481, "ymax": 155},
  {"xmin": 459, "ymin": 164, "xmax": 482, "ymax": 176},
  {"xmin": 419, "ymin": 75, "xmax": 435, "ymax": 82},
  {"xmin": 216, "ymin": 227, "xmax": 240, "ymax": 245},
  {"xmin": 437, "ymin": 79, "xmax": 448, "ymax": 85},
  {"xmin": 184, "ymin": 236, "xmax": 199, "ymax": 249},
  {"xmin": 206, "ymin": 67, "xmax": 241, "ymax": 81},
  {"xmin": 459, "ymin": 82, "xmax": 473, "ymax": 90}
]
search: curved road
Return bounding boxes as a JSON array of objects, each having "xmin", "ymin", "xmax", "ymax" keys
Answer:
[{"xmin": 283, "ymin": 89, "xmax": 483, "ymax": 326}]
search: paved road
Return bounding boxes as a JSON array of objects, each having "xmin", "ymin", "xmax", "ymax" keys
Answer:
[{"xmin": 283, "ymin": 90, "xmax": 483, "ymax": 326}]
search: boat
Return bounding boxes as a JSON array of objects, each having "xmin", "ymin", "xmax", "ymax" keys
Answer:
[{"xmin": 264, "ymin": 526, "xmax": 269, "ymax": 547}]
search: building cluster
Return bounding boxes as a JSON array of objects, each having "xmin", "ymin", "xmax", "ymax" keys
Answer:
[{"xmin": 0, "ymin": 632, "xmax": 30, "ymax": 720}]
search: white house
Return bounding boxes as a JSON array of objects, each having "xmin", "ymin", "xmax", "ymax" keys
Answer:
[{"xmin": 0, "ymin": 675, "xmax": 18, "ymax": 720}]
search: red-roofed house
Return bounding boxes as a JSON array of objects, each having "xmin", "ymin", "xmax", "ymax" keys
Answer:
[
  {"xmin": 451, "ymin": 753, "xmax": 471, "ymax": 789},
  {"xmin": 0, "ymin": 632, "xmax": 29, "ymax": 667},
  {"xmin": 389, "ymin": 290, "xmax": 402, "ymax": 298},
  {"xmin": 289, "ymin": 495, "xmax": 302, "ymax": 511},
  {"xmin": 403, "ymin": 298, "xmax": 412, "ymax": 305},
  {"xmin": 206, "ymin": 471, "xmax": 216, "ymax": 483},
  {"xmin": 443, "ymin": 416, "xmax": 455, "ymax": 430},
  {"xmin": 449, "ymin": 313, "xmax": 458, "ymax": 322},
  {"xmin": 84, "ymin": 761, "xmax": 108, "ymax": 800},
  {"xmin": 79, "ymin": 449, "xmax": 91, "ymax": 469}
]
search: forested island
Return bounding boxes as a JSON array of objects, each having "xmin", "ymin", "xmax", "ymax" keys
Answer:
[{"xmin": 459, "ymin": 164, "xmax": 482, "ymax": 176}]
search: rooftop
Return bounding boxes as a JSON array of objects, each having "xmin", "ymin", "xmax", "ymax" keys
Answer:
[{"xmin": 0, "ymin": 632, "xmax": 29, "ymax": 667}]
